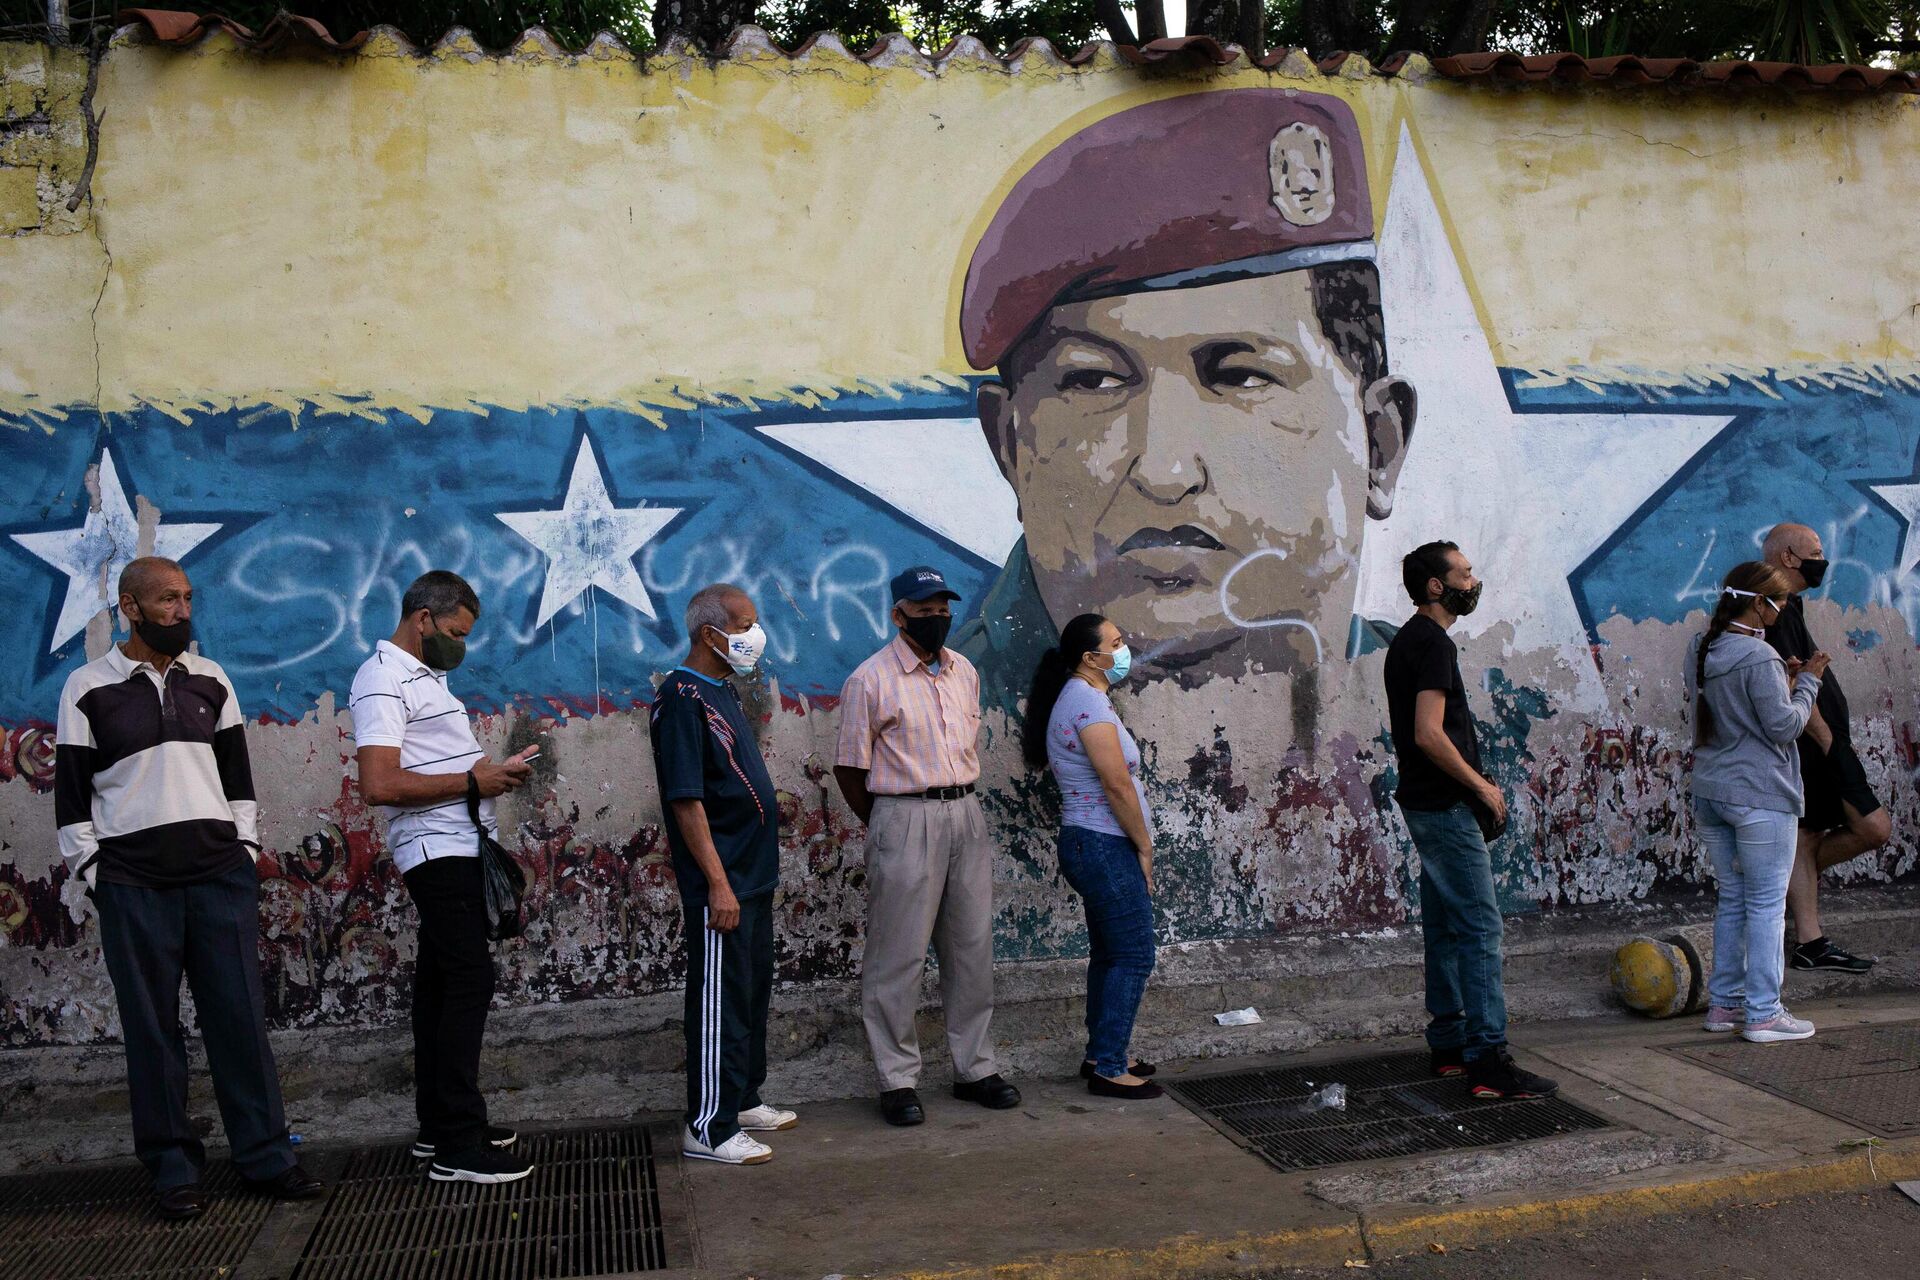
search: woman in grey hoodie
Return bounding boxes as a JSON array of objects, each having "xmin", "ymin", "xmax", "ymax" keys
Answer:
[{"xmin": 1688, "ymin": 561, "xmax": 1829, "ymax": 1043}]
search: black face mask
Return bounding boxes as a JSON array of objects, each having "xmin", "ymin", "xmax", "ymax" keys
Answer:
[
  {"xmin": 129, "ymin": 608, "xmax": 192, "ymax": 657},
  {"xmin": 1796, "ymin": 556, "xmax": 1828, "ymax": 590},
  {"xmin": 1438, "ymin": 582, "xmax": 1483, "ymax": 617},
  {"xmin": 899, "ymin": 612, "xmax": 952, "ymax": 657},
  {"xmin": 421, "ymin": 618, "xmax": 467, "ymax": 672}
]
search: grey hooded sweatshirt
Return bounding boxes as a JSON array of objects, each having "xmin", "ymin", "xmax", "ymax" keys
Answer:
[{"xmin": 1687, "ymin": 631, "xmax": 1821, "ymax": 815}]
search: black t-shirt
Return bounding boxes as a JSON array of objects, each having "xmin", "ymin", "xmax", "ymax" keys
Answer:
[
  {"xmin": 1384, "ymin": 613, "xmax": 1482, "ymax": 811},
  {"xmin": 1764, "ymin": 595, "xmax": 1849, "ymax": 744},
  {"xmin": 648, "ymin": 669, "xmax": 780, "ymax": 902}
]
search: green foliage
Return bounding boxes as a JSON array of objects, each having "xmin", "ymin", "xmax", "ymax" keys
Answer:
[{"xmin": 7, "ymin": 0, "xmax": 1918, "ymax": 64}]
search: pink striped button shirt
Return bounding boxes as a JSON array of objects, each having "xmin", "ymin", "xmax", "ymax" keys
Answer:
[{"xmin": 835, "ymin": 635, "xmax": 982, "ymax": 793}]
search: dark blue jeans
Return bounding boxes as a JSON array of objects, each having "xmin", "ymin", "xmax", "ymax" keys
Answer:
[
  {"xmin": 94, "ymin": 858, "xmax": 296, "ymax": 1191},
  {"xmin": 1057, "ymin": 825, "xmax": 1155, "ymax": 1078},
  {"xmin": 1399, "ymin": 803, "xmax": 1508, "ymax": 1062}
]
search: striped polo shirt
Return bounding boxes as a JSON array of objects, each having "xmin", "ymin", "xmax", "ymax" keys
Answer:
[
  {"xmin": 54, "ymin": 645, "xmax": 260, "ymax": 888},
  {"xmin": 348, "ymin": 640, "xmax": 496, "ymax": 875}
]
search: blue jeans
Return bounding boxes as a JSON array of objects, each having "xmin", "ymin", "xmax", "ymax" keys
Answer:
[
  {"xmin": 1057, "ymin": 825, "xmax": 1155, "ymax": 1078},
  {"xmin": 1400, "ymin": 803, "xmax": 1507, "ymax": 1062},
  {"xmin": 1693, "ymin": 797, "xmax": 1798, "ymax": 1022}
]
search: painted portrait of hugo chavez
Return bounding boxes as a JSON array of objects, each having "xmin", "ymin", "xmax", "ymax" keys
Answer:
[{"xmin": 954, "ymin": 89, "xmax": 1416, "ymax": 707}]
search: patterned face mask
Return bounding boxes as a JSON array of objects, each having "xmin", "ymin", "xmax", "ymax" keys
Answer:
[{"xmin": 709, "ymin": 622, "xmax": 767, "ymax": 674}]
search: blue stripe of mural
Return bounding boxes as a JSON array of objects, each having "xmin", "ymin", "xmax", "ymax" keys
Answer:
[
  {"xmin": 0, "ymin": 394, "xmax": 996, "ymax": 721},
  {"xmin": 1505, "ymin": 374, "xmax": 1920, "ymax": 635},
  {"xmin": 5, "ymin": 375, "xmax": 1919, "ymax": 725}
]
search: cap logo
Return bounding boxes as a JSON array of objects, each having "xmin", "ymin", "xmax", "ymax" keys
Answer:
[{"xmin": 1269, "ymin": 122, "xmax": 1335, "ymax": 227}]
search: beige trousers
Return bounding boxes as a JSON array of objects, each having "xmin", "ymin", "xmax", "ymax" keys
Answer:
[{"xmin": 861, "ymin": 793, "xmax": 999, "ymax": 1091}]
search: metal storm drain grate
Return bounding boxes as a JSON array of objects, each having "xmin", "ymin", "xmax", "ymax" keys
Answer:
[
  {"xmin": 290, "ymin": 1125, "xmax": 668, "ymax": 1280},
  {"xmin": 1169, "ymin": 1050, "xmax": 1613, "ymax": 1173},
  {"xmin": 1668, "ymin": 1020, "xmax": 1920, "ymax": 1138},
  {"xmin": 0, "ymin": 1161, "xmax": 270, "ymax": 1280}
]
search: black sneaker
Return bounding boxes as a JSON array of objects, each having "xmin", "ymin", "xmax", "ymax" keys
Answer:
[
  {"xmin": 428, "ymin": 1146, "xmax": 533, "ymax": 1184},
  {"xmin": 1429, "ymin": 1046, "xmax": 1466, "ymax": 1078},
  {"xmin": 411, "ymin": 1125, "xmax": 518, "ymax": 1160},
  {"xmin": 1466, "ymin": 1050, "xmax": 1558, "ymax": 1100},
  {"xmin": 1790, "ymin": 938, "xmax": 1874, "ymax": 973}
]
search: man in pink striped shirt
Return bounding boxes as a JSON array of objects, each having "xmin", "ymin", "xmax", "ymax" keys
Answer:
[{"xmin": 835, "ymin": 566, "xmax": 1019, "ymax": 1127}]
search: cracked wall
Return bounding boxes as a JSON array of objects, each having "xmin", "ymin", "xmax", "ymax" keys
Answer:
[{"xmin": 1, "ymin": 33, "xmax": 1917, "ymax": 1046}]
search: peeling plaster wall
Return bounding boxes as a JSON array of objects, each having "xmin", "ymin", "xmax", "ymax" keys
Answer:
[{"xmin": 2, "ymin": 33, "xmax": 1918, "ymax": 1046}]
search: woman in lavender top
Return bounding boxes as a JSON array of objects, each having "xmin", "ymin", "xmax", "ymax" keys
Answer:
[{"xmin": 1023, "ymin": 613, "xmax": 1161, "ymax": 1100}]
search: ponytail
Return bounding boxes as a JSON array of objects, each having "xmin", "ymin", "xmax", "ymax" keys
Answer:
[
  {"xmin": 1694, "ymin": 559, "xmax": 1793, "ymax": 749},
  {"xmin": 1022, "ymin": 612, "xmax": 1109, "ymax": 770}
]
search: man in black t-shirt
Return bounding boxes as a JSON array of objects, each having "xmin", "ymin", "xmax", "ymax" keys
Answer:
[
  {"xmin": 1762, "ymin": 523, "xmax": 1890, "ymax": 973},
  {"xmin": 1384, "ymin": 541, "xmax": 1557, "ymax": 1101},
  {"xmin": 650, "ymin": 583, "xmax": 794, "ymax": 1165}
]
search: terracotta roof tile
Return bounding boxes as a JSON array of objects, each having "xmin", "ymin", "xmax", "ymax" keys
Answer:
[
  {"xmin": 104, "ymin": 10, "xmax": 1920, "ymax": 93},
  {"xmin": 117, "ymin": 7, "xmax": 367, "ymax": 53},
  {"xmin": 1433, "ymin": 50, "xmax": 1920, "ymax": 93}
]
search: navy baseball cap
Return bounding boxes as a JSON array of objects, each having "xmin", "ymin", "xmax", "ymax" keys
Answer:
[{"xmin": 891, "ymin": 565, "xmax": 960, "ymax": 604}]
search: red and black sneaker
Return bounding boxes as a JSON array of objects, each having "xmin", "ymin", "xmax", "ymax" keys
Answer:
[
  {"xmin": 1429, "ymin": 1047, "xmax": 1466, "ymax": 1078},
  {"xmin": 1466, "ymin": 1050, "xmax": 1558, "ymax": 1100}
]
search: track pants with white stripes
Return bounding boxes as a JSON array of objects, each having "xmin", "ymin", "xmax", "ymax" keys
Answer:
[{"xmin": 681, "ymin": 891, "xmax": 773, "ymax": 1148}]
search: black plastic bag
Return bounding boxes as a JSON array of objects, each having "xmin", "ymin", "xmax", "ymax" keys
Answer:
[{"xmin": 466, "ymin": 773, "xmax": 527, "ymax": 940}]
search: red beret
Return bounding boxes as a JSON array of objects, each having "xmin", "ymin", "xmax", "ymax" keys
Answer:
[{"xmin": 961, "ymin": 89, "xmax": 1375, "ymax": 371}]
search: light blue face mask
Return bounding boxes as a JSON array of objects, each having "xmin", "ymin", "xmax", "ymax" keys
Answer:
[{"xmin": 1105, "ymin": 644, "xmax": 1133, "ymax": 684}]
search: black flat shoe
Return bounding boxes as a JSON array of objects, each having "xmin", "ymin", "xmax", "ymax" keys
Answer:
[
  {"xmin": 1080, "ymin": 1059, "xmax": 1157, "ymax": 1079},
  {"xmin": 155, "ymin": 1183, "xmax": 207, "ymax": 1221},
  {"xmin": 244, "ymin": 1163, "xmax": 326, "ymax": 1200},
  {"xmin": 1087, "ymin": 1075, "xmax": 1164, "ymax": 1100},
  {"xmin": 880, "ymin": 1087, "xmax": 925, "ymax": 1126},
  {"xmin": 952, "ymin": 1073, "xmax": 1021, "ymax": 1109}
]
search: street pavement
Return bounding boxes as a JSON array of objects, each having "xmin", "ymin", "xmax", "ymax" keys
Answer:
[
  {"xmin": 1269, "ymin": 1185, "xmax": 1920, "ymax": 1279},
  {"xmin": 657, "ymin": 990, "xmax": 1920, "ymax": 1278}
]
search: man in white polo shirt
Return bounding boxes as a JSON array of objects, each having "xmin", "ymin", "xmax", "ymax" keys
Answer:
[{"xmin": 350, "ymin": 570, "xmax": 537, "ymax": 1184}]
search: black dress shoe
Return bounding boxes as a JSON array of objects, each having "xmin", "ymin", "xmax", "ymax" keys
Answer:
[
  {"xmin": 155, "ymin": 1183, "xmax": 207, "ymax": 1221},
  {"xmin": 244, "ymin": 1163, "xmax": 326, "ymax": 1199},
  {"xmin": 952, "ymin": 1073, "xmax": 1021, "ymax": 1109},
  {"xmin": 1087, "ymin": 1075, "xmax": 1165, "ymax": 1100},
  {"xmin": 1080, "ymin": 1059, "xmax": 1157, "ymax": 1080},
  {"xmin": 880, "ymin": 1087, "xmax": 925, "ymax": 1126}
]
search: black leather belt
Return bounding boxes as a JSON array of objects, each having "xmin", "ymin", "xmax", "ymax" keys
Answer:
[{"xmin": 891, "ymin": 784, "xmax": 975, "ymax": 801}]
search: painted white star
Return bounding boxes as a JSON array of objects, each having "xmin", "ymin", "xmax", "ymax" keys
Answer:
[
  {"xmin": 1357, "ymin": 123, "xmax": 1735, "ymax": 703},
  {"xmin": 1865, "ymin": 470, "xmax": 1920, "ymax": 580},
  {"xmin": 497, "ymin": 436, "xmax": 683, "ymax": 627},
  {"xmin": 756, "ymin": 416, "xmax": 1021, "ymax": 565},
  {"xmin": 11, "ymin": 450, "xmax": 222, "ymax": 654}
]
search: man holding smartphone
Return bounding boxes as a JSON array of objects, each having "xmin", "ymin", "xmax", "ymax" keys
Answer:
[{"xmin": 351, "ymin": 570, "xmax": 537, "ymax": 1184}]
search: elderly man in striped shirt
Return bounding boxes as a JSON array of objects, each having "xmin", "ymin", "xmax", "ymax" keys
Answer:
[
  {"xmin": 835, "ymin": 565, "xmax": 1020, "ymax": 1127},
  {"xmin": 55, "ymin": 557, "xmax": 323, "ymax": 1220}
]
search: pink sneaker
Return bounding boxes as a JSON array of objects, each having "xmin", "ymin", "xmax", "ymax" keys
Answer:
[
  {"xmin": 1741, "ymin": 1011, "xmax": 1815, "ymax": 1043},
  {"xmin": 1703, "ymin": 1006, "xmax": 1741, "ymax": 1033}
]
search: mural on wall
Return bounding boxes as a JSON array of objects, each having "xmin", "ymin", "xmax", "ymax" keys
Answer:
[{"xmin": 2, "ymin": 62, "xmax": 1919, "ymax": 1046}]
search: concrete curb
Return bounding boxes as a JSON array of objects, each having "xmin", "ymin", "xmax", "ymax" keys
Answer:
[{"xmin": 892, "ymin": 1141, "xmax": 1920, "ymax": 1278}]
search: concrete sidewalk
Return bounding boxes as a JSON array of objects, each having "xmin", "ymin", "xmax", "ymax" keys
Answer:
[{"xmin": 656, "ymin": 991, "xmax": 1920, "ymax": 1279}]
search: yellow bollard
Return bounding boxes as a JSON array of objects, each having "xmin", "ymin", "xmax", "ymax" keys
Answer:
[{"xmin": 1609, "ymin": 932, "xmax": 1706, "ymax": 1019}]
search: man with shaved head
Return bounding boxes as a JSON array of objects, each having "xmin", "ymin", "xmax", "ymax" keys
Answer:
[
  {"xmin": 54, "ymin": 557, "xmax": 321, "ymax": 1219},
  {"xmin": 1762, "ymin": 523, "xmax": 1891, "ymax": 973}
]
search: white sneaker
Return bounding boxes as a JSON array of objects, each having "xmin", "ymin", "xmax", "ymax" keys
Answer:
[
  {"xmin": 1742, "ymin": 1010, "xmax": 1816, "ymax": 1043},
  {"xmin": 681, "ymin": 1127, "xmax": 773, "ymax": 1165},
  {"xmin": 737, "ymin": 1104, "xmax": 798, "ymax": 1132}
]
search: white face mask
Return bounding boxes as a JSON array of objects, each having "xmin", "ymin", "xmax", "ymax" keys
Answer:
[{"xmin": 709, "ymin": 622, "xmax": 767, "ymax": 674}]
